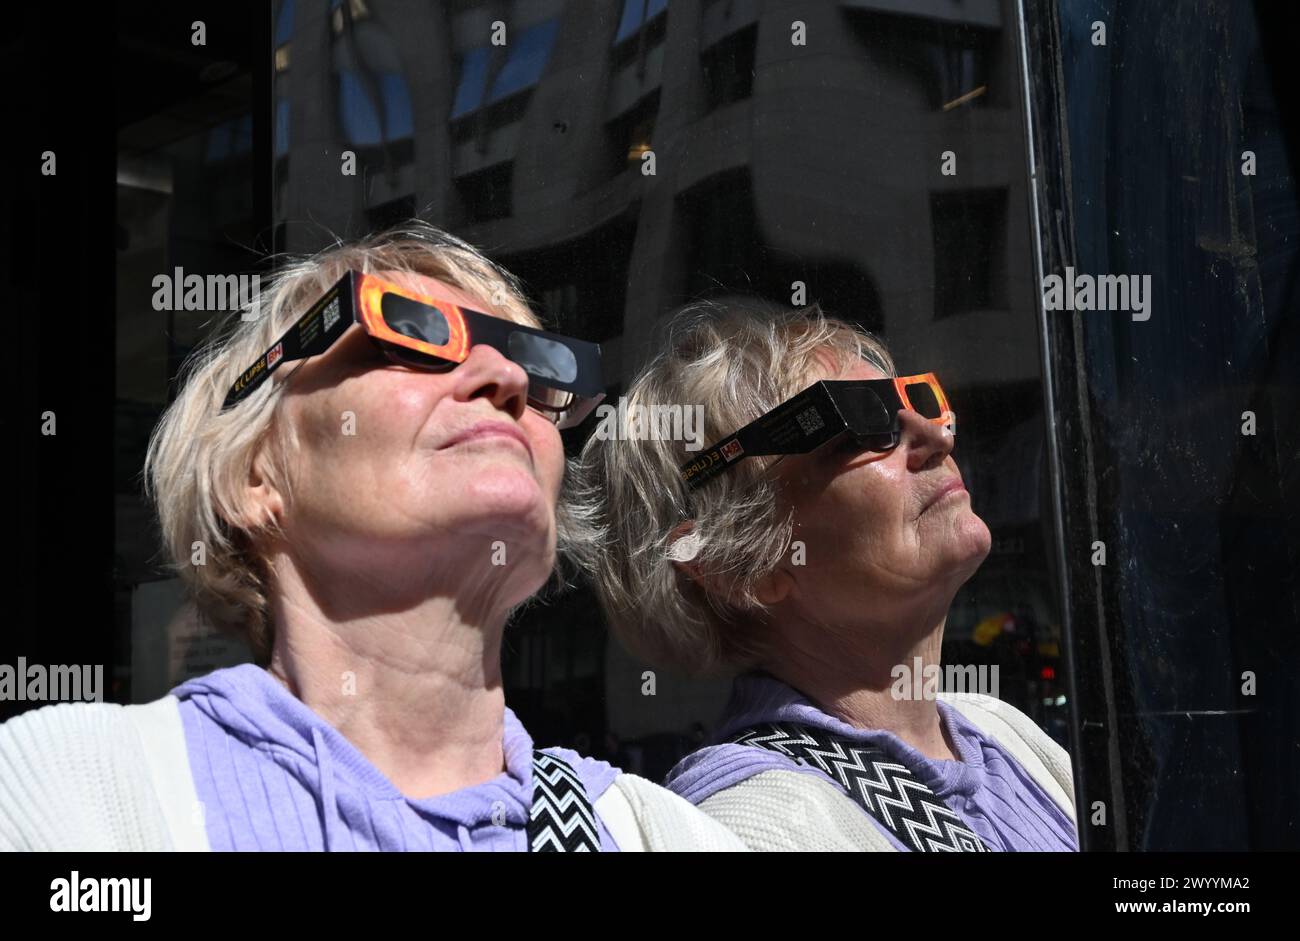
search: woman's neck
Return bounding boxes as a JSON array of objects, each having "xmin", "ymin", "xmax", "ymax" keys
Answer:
[
  {"xmin": 265, "ymin": 550, "xmax": 517, "ymax": 800},
  {"xmin": 763, "ymin": 607, "xmax": 960, "ymax": 762}
]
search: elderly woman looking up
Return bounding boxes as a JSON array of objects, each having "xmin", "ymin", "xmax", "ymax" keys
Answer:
[
  {"xmin": 572, "ymin": 301, "xmax": 1077, "ymax": 852},
  {"xmin": 0, "ymin": 222, "xmax": 743, "ymax": 853}
]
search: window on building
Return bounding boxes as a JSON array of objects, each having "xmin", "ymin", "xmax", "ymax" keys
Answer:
[
  {"xmin": 451, "ymin": 46, "xmax": 492, "ymax": 120},
  {"xmin": 701, "ymin": 24, "xmax": 757, "ymax": 112},
  {"xmin": 843, "ymin": 10, "xmax": 1000, "ymax": 111},
  {"xmin": 454, "ymin": 161, "xmax": 513, "ymax": 221},
  {"xmin": 614, "ymin": 0, "xmax": 668, "ymax": 46},
  {"xmin": 611, "ymin": 0, "xmax": 668, "ymax": 69},
  {"xmin": 330, "ymin": 0, "xmax": 371, "ymax": 35},
  {"xmin": 337, "ymin": 69, "xmax": 413, "ymax": 146},
  {"xmin": 274, "ymin": 0, "xmax": 294, "ymax": 71},
  {"xmin": 927, "ymin": 25, "xmax": 997, "ymax": 110},
  {"xmin": 451, "ymin": 87, "xmax": 531, "ymax": 146},
  {"xmin": 488, "ymin": 19, "xmax": 559, "ymax": 104},
  {"xmin": 930, "ymin": 188, "xmax": 1008, "ymax": 318},
  {"xmin": 605, "ymin": 90, "xmax": 659, "ymax": 178},
  {"xmin": 452, "ymin": 18, "xmax": 559, "ymax": 123},
  {"xmin": 274, "ymin": 98, "xmax": 290, "ymax": 157}
]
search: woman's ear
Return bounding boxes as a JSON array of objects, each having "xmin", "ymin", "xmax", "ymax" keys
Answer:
[
  {"xmin": 667, "ymin": 521, "xmax": 795, "ymax": 607},
  {"xmin": 753, "ymin": 567, "xmax": 795, "ymax": 606},
  {"xmin": 666, "ymin": 519, "xmax": 716, "ymax": 588},
  {"xmin": 666, "ymin": 519, "xmax": 702, "ymax": 570},
  {"xmin": 242, "ymin": 438, "xmax": 286, "ymax": 530}
]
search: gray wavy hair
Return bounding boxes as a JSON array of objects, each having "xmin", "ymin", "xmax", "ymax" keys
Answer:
[
  {"xmin": 568, "ymin": 299, "xmax": 895, "ymax": 675},
  {"xmin": 142, "ymin": 220, "xmax": 564, "ymax": 664}
]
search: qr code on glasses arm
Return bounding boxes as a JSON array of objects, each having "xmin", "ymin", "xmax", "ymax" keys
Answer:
[{"xmin": 795, "ymin": 407, "xmax": 825, "ymax": 435}]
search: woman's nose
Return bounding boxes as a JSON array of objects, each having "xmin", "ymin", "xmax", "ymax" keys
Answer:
[
  {"xmin": 448, "ymin": 343, "xmax": 530, "ymax": 419},
  {"xmin": 898, "ymin": 407, "xmax": 954, "ymax": 472}
]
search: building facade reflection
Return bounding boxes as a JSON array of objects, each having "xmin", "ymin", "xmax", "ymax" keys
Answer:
[{"xmin": 264, "ymin": 0, "xmax": 1059, "ymax": 771}]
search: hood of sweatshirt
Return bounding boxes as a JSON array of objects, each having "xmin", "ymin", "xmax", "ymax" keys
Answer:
[{"xmin": 172, "ymin": 663, "xmax": 619, "ymax": 850}]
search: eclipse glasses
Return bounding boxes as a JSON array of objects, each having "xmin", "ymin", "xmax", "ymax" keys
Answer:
[
  {"xmin": 679, "ymin": 373, "xmax": 954, "ymax": 491},
  {"xmin": 223, "ymin": 270, "xmax": 605, "ymax": 429}
]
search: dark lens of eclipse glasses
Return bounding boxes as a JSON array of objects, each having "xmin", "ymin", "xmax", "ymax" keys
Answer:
[
  {"xmin": 902, "ymin": 380, "xmax": 942, "ymax": 419},
  {"xmin": 378, "ymin": 295, "xmax": 582, "ymax": 422},
  {"xmin": 380, "ymin": 294, "xmax": 580, "ymax": 385}
]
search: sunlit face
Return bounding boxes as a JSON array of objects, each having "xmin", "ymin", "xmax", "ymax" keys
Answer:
[
  {"xmin": 768, "ymin": 357, "xmax": 992, "ymax": 628},
  {"xmin": 259, "ymin": 270, "xmax": 566, "ymax": 605}
]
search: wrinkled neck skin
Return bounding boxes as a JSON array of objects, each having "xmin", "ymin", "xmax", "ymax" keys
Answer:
[
  {"xmin": 264, "ymin": 532, "xmax": 536, "ymax": 801},
  {"xmin": 760, "ymin": 584, "xmax": 963, "ymax": 763}
]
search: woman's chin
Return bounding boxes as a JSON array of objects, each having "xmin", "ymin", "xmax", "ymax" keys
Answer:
[
  {"xmin": 953, "ymin": 512, "xmax": 993, "ymax": 571},
  {"xmin": 460, "ymin": 466, "xmax": 549, "ymax": 515},
  {"xmin": 925, "ymin": 508, "xmax": 991, "ymax": 583},
  {"xmin": 445, "ymin": 475, "xmax": 555, "ymax": 549}
]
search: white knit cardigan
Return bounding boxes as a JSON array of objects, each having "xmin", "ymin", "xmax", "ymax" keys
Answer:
[
  {"xmin": 0, "ymin": 696, "xmax": 747, "ymax": 852},
  {"xmin": 695, "ymin": 692, "xmax": 1078, "ymax": 851}
]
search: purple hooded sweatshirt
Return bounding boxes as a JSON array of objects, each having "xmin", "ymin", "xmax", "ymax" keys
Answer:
[
  {"xmin": 171, "ymin": 664, "xmax": 621, "ymax": 851},
  {"xmin": 664, "ymin": 672, "xmax": 1078, "ymax": 851}
]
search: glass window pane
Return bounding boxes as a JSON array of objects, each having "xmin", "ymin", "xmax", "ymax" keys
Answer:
[
  {"xmin": 274, "ymin": 0, "xmax": 294, "ymax": 45},
  {"xmin": 614, "ymin": 0, "xmax": 645, "ymax": 45},
  {"xmin": 380, "ymin": 72, "xmax": 413, "ymax": 139},
  {"xmin": 337, "ymin": 69, "xmax": 383, "ymax": 145},
  {"xmin": 488, "ymin": 19, "xmax": 559, "ymax": 104},
  {"xmin": 274, "ymin": 98, "xmax": 290, "ymax": 156},
  {"xmin": 451, "ymin": 46, "xmax": 490, "ymax": 118}
]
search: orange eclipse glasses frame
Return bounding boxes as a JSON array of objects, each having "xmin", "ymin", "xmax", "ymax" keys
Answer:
[{"xmin": 680, "ymin": 373, "xmax": 955, "ymax": 491}]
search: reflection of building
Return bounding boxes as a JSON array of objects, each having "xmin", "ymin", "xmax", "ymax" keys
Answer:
[
  {"xmin": 116, "ymin": 0, "xmax": 1055, "ymax": 770},
  {"xmin": 275, "ymin": 1, "xmax": 1036, "ymax": 386},
  {"xmin": 271, "ymin": 0, "xmax": 1052, "ymax": 763}
]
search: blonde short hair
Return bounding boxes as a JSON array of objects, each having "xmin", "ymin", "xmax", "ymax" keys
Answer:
[
  {"xmin": 569, "ymin": 299, "xmax": 894, "ymax": 675},
  {"xmin": 143, "ymin": 220, "xmax": 554, "ymax": 663}
]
